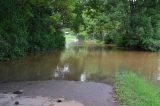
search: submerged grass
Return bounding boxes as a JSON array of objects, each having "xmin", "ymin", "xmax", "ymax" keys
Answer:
[{"xmin": 114, "ymin": 72, "xmax": 160, "ymax": 106}]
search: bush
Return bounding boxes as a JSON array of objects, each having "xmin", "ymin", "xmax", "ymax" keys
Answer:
[
  {"xmin": 0, "ymin": 0, "xmax": 65, "ymax": 61},
  {"xmin": 104, "ymin": 30, "xmax": 125, "ymax": 47},
  {"xmin": 77, "ymin": 31, "xmax": 88, "ymax": 40},
  {"xmin": 142, "ymin": 39, "xmax": 160, "ymax": 52}
]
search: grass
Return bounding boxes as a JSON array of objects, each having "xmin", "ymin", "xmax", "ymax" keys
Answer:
[
  {"xmin": 65, "ymin": 34, "xmax": 104, "ymax": 44},
  {"xmin": 114, "ymin": 72, "xmax": 160, "ymax": 106},
  {"xmin": 65, "ymin": 34, "xmax": 77, "ymax": 43}
]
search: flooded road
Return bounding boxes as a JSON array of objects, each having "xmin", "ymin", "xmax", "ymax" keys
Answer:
[{"xmin": 0, "ymin": 43, "xmax": 160, "ymax": 84}]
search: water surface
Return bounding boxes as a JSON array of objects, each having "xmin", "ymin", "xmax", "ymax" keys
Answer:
[{"xmin": 0, "ymin": 43, "xmax": 160, "ymax": 84}]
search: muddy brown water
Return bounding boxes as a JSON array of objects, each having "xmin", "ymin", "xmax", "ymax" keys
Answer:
[{"xmin": 0, "ymin": 43, "xmax": 160, "ymax": 85}]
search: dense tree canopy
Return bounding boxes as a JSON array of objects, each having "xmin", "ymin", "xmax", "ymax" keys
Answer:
[
  {"xmin": 0, "ymin": 0, "xmax": 77, "ymax": 61},
  {"xmin": 75, "ymin": 0, "xmax": 160, "ymax": 51},
  {"xmin": 0, "ymin": 0, "xmax": 160, "ymax": 61}
]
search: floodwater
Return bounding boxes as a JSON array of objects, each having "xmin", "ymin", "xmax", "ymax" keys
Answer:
[{"xmin": 0, "ymin": 43, "xmax": 160, "ymax": 85}]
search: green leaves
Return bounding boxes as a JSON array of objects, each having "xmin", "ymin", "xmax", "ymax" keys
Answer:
[
  {"xmin": 83, "ymin": 0, "xmax": 160, "ymax": 51},
  {"xmin": 0, "ymin": 0, "xmax": 76, "ymax": 61}
]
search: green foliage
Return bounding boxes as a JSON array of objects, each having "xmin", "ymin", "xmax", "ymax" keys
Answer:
[
  {"xmin": 143, "ymin": 39, "xmax": 160, "ymax": 52},
  {"xmin": 122, "ymin": 0, "xmax": 160, "ymax": 51},
  {"xmin": 115, "ymin": 72, "xmax": 160, "ymax": 106},
  {"xmin": 77, "ymin": 31, "xmax": 88, "ymax": 40},
  {"xmin": 0, "ymin": 0, "xmax": 78, "ymax": 61},
  {"xmin": 1, "ymin": 0, "xmax": 160, "ymax": 62},
  {"xmin": 76, "ymin": 0, "xmax": 160, "ymax": 51}
]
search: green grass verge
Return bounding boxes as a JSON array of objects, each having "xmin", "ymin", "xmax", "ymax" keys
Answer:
[{"xmin": 114, "ymin": 72, "xmax": 160, "ymax": 106}]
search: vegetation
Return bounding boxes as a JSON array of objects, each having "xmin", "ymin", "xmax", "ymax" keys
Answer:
[
  {"xmin": 0, "ymin": 0, "xmax": 76, "ymax": 61},
  {"xmin": 65, "ymin": 35, "xmax": 77, "ymax": 43},
  {"xmin": 0, "ymin": 0, "xmax": 160, "ymax": 61},
  {"xmin": 114, "ymin": 72, "xmax": 160, "ymax": 106},
  {"xmin": 63, "ymin": 28, "xmax": 77, "ymax": 43},
  {"xmin": 74, "ymin": 0, "xmax": 160, "ymax": 51}
]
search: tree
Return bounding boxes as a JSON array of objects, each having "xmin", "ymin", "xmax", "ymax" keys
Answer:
[
  {"xmin": 75, "ymin": 0, "xmax": 160, "ymax": 51},
  {"xmin": 0, "ymin": 0, "xmax": 77, "ymax": 61}
]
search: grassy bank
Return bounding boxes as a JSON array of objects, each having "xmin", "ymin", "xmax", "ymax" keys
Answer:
[{"xmin": 114, "ymin": 72, "xmax": 160, "ymax": 106}]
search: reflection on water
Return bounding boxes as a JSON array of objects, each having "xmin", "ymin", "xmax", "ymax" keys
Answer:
[
  {"xmin": 0, "ymin": 43, "xmax": 160, "ymax": 84},
  {"xmin": 80, "ymin": 74, "xmax": 86, "ymax": 82},
  {"xmin": 157, "ymin": 59, "xmax": 160, "ymax": 81},
  {"xmin": 157, "ymin": 75, "xmax": 160, "ymax": 81},
  {"xmin": 54, "ymin": 64, "xmax": 70, "ymax": 79}
]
